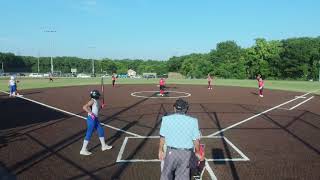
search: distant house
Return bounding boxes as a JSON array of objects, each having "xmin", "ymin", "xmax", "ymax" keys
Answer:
[{"xmin": 127, "ymin": 69, "xmax": 136, "ymax": 77}]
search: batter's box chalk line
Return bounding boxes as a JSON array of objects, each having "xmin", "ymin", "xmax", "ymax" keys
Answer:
[{"xmin": 116, "ymin": 136, "xmax": 249, "ymax": 163}]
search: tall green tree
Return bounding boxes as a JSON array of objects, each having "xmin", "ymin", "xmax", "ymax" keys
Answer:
[
  {"xmin": 280, "ymin": 37, "xmax": 320, "ymax": 80},
  {"xmin": 181, "ymin": 53, "xmax": 212, "ymax": 78},
  {"xmin": 244, "ymin": 38, "xmax": 283, "ymax": 79},
  {"xmin": 167, "ymin": 56, "xmax": 186, "ymax": 72},
  {"xmin": 101, "ymin": 59, "xmax": 117, "ymax": 74},
  {"xmin": 209, "ymin": 41, "xmax": 246, "ymax": 79}
]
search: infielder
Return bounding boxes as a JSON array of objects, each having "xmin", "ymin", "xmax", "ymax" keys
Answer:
[
  {"xmin": 258, "ymin": 77, "xmax": 264, "ymax": 97},
  {"xmin": 159, "ymin": 78, "xmax": 166, "ymax": 96}
]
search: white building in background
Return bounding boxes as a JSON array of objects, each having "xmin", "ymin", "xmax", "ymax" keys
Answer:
[{"xmin": 128, "ymin": 69, "xmax": 137, "ymax": 78}]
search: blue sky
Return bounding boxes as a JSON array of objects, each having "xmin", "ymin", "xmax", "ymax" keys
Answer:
[{"xmin": 0, "ymin": 0, "xmax": 319, "ymax": 60}]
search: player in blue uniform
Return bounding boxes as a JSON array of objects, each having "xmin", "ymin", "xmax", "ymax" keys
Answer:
[
  {"xmin": 80, "ymin": 90, "xmax": 112, "ymax": 155},
  {"xmin": 8, "ymin": 75, "xmax": 22, "ymax": 97}
]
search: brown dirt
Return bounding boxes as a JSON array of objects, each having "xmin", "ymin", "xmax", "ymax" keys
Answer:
[{"xmin": 0, "ymin": 84, "xmax": 319, "ymax": 180}]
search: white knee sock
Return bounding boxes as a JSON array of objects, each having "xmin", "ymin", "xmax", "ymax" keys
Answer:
[
  {"xmin": 99, "ymin": 137, "xmax": 106, "ymax": 146},
  {"xmin": 81, "ymin": 140, "xmax": 89, "ymax": 151}
]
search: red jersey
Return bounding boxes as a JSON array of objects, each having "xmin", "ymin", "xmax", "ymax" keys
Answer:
[
  {"xmin": 159, "ymin": 79, "xmax": 165, "ymax": 86},
  {"xmin": 112, "ymin": 75, "xmax": 116, "ymax": 81},
  {"xmin": 258, "ymin": 79, "xmax": 264, "ymax": 87}
]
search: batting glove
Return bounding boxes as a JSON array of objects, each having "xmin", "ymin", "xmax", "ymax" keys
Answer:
[{"xmin": 89, "ymin": 113, "xmax": 96, "ymax": 120}]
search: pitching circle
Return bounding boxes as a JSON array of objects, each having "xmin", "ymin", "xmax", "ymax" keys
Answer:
[{"xmin": 131, "ymin": 91, "xmax": 191, "ymax": 99}]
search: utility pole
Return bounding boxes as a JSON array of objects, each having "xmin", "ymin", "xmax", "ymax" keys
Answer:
[
  {"xmin": 92, "ymin": 58, "xmax": 95, "ymax": 75},
  {"xmin": 37, "ymin": 52, "xmax": 40, "ymax": 73},
  {"xmin": 88, "ymin": 46, "xmax": 96, "ymax": 75},
  {"xmin": 43, "ymin": 29, "xmax": 56, "ymax": 74},
  {"xmin": 50, "ymin": 56, "xmax": 53, "ymax": 74}
]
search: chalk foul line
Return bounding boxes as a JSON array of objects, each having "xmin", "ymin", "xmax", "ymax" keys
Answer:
[
  {"xmin": 0, "ymin": 90, "xmax": 142, "ymax": 137},
  {"xmin": 208, "ymin": 90, "xmax": 318, "ymax": 137}
]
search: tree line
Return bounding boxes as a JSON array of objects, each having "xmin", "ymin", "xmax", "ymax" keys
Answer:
[
  {"xmin": 1, "ymin": 36, "xmax": 320, "ymax": 80},
  {"xmin": 0, "ymin": 54, "xmax": 168, "ymax": 76}
]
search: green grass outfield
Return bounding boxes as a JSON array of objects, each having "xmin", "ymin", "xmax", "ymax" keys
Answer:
[{"xmin": 0, "ymin": 77, "xmax": 319, "ymax": 94}]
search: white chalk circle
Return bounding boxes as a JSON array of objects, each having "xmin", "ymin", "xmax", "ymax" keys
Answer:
[{"xmin": 131, "ymin": 91, "xmax": 191, "ymax": 99}]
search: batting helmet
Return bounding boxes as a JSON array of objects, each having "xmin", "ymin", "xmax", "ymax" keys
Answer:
[
  {"xmin": 90, "ymin": 90, "xmax": 101, "ymax": 99},
  {"xmin": 174, "ymin": 98, "xmax": 189, "ymax": 113}
]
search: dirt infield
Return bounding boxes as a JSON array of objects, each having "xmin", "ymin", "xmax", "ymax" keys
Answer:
[{"xmin": 0, "ymin": 84, "xmax": 319, "ymax": 180}]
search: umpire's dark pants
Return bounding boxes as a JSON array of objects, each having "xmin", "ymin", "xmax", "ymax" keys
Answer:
[{"xmin": 161, "ymin": 148, "xmax": 192, "ymax": 180}]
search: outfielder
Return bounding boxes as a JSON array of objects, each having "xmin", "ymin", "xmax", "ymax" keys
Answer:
[
  {"xmin": 207, "ymin": 74, "xmax": 213, "ymax": 90},
  {"xmin": 80, "ymin": 90, "xmax": 112, "ymax": 155},
  {"xmin": 111, "ymin": 73, "xmax": 117, "ymax": 87},
  {"xmin": 49, "ymin": 73, "xmax": 54, "ymax": 82}
]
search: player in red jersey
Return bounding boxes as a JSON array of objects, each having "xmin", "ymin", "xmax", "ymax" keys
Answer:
[
  {"xmin": 159, "ymin": 78, "xmax": 166, "ymax": 96},
  {"xmin": 111, "ymin": 73, "xmax": 117, "ymax": 87},
  {"xmin": 207, "ymin": 74, "xmax": 213, "ymax": 90},
  {"xmin": 258, "ymin": 77, "xmax": 264, "ymax": 97}
]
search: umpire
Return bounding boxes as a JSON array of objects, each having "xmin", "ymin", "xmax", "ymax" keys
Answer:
[{"xmin": 159, "ymin": 98, "xmax": 202, "ymax": 180}]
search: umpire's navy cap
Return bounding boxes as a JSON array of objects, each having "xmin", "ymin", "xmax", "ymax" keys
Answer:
[{"xmin": 174, "ymin": 98, "xmax": 189, "ymax": 111}]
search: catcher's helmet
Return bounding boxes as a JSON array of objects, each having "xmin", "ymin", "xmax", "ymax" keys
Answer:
[
  {"xmin": 174, "ymin": 98, "xmax": 189, "ymax": 112},
  {"xmin": 90, "ymin": 90, "xmax": 101, "ymax": 99}
]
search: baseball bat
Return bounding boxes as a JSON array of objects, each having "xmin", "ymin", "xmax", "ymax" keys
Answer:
[{"xmin": 101, "ymin": 77, "xmax": 105, "ymax": 104}]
